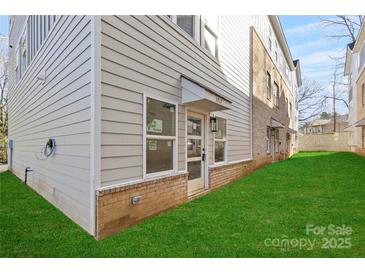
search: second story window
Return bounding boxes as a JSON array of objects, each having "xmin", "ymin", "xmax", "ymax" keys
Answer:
[
  {"xmin": 289, "ymin": 102, "xmax": 292, "ymax": 118},
  {"xmin": 14, "ymin": 15, "xmax": 58, "ymax": 84},
  {"xmin": 362, "ymin": 84, "xmax": 365, "ymax": 107},
  {"xmin": 266, "ymin": 72, "xmax": 271, "ymax": 100},
  {"xmin": 20, "ymin": 33, "xmax": 27, "ymax": 76},
  {"xmin": 202, "ymin": 16, "xmax": 218, "ymax": 58},
  {"xmin": 177, "ymin": 16, "xmax": 194, "ymax": 38},
  {"xmin": 274, "ymin": 82, "xmax": 279, "ymax": 108},
  {"xmin": 15, "ymin": 47, "xmax": 20, "ymax": 82},
  {"xmin": 168, "ymin": 15, "xmax": 195, "ymax": 39},
  {"xmin": 204, "ymin": 26, "xmax": 217, "ymax": 57},
  {"xmin": 349, "ymin": 87, "xmax": 353, "ymax": 102}
]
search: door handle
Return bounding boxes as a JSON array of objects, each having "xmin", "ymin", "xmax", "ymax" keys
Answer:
[{"xmin": 202, "ymin": 148, "xmax": 206, "ymax": 161}]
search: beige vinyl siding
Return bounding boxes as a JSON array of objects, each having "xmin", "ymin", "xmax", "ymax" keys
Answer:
[
  {"xmin": 100, "ymin": 15, "xmax": 252, "ymax": 186},
  {"xmin": 213, "ymin": 16, "xmax": 252, "ymax": 163},
  {"xmin": 8, "ymin": 16, "xmax": 93, "ymax": 233}
]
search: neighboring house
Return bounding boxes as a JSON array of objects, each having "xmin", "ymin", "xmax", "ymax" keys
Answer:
[
  {"xmin": 251, "ymin": 24, "xmax": 301, "ymax": 165},
  {"xmin": 303, "ymin": 114, "xmax": 349, "ymax": 134},
  {"xmin": 344, "ymin": 21, "xmax": 365, "ymax": 156},
  {"xmin": 7, "ymin": 15, "xmax": 298, "ymax": 239}
]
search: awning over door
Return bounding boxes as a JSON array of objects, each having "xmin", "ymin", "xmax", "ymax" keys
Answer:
[
  {"xmin": 344, "ymin": 118, "xmax": 365, "ymax": 131},
  {"xmin": 288, "ymin": 128, "xmax": 297, "ymax": 134},
  {"xmin": 271, "ymin": 118, "xmax": 285, "ymax": 128},
  {"xmin": 354, "ymin": 117, "xmax": 365, "ymax": 127},
  {"xmin": 181, "ymin": 77, "xmax": 232, "ymax": 112}
]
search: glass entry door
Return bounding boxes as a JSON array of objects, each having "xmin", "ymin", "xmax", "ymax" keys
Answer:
[{"xmin": 187, "ymin": 112, "xmax": 205, "ymax": 195}]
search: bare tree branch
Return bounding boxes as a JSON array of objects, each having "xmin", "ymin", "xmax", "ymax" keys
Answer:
[
  {"xmin": 321, "ymin": 15, "xmax": 364, "ymax": 43},
  {"xmin": 298, "ymin": 78, "xmax": 326, "ymax": 124},
  {"xmin": 324, "ymin": 96, "xmax": 349, "ymax": 109}
]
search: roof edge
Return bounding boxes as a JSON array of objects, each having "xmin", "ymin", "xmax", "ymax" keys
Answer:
[{"xmin": 269, "ymin": 15, "xmax": 295, "ymax": 71}]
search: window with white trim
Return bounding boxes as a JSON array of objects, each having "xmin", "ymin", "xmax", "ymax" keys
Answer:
[
  {"xmin": 289, "ymin": 102, "xmax": 292, "ymax": 118},
  {"xmin": 14, "ymin": 16, "xmax": 58, "ymax": 83},
  {"xmin": 274, "ymin": 82, "xmax": 279, "ymax": 107},
  {"xmin": 266, "ymin": 71, "xmax": 271, "ymax": 100},
  {"xmin": 275, "ymin": 129, "xmax": 279, "ymax": 153},
  {"xmin": 214, "ymin": 117, "xmax": 226, "ymax": 163},
  {"xmin": 202, "ymin": 16, "xmax": 218, "ymax": 58},
  {"xmin": 349, "ymin": 87, "xmax": 353, "ymax": 102},
  {"xmin": 168, "ymin": 15, "xmax": 195, "ymax": 39},
  {"xmin": 146, "ymin": 97, "xmax": 176, "ymax": 174},
  {"xmin": 266, "ymin": 126, "xmax": 271, "ymax": 154},
  {"xmin": 15, "ymin": 47, "xmax": 20, "ymax": 82},
  {"xmin": 20, "ymin": 32, "xmax": 27, "ymax": 77}
]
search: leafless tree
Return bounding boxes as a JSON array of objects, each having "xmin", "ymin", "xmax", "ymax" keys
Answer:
[
  {"xmin": 321, "ymin": 15, "xmax": 365, "ymax": 43},
  {"xmin": 320, "ymin": 16, "xmax": 363, "ymax": 125},
  {"xmin": 321, "ymin": 57, "xmax": 349, "ymax": 131},
  {"xmin": 0, "ymin": 74, "xmax": 7, "ymax": 144},
  {"xmin": 0, "ymin": 34, "xmax": 8, "ymax": 149},
  {"xmin": 324, "ymin": 58, "xmax": 349, "ymax": 106},
  {"xmin": 298, "ymin": 78, "xmax": 326, "ymax": 125}
]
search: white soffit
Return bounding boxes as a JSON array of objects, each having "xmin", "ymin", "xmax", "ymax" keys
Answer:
[
  {"xmin": 181, "ymin": 77, "xmax": 232, "ymax": 112},
  {"xmin": 354, "ymin": 118, "xmax": 365, "ymax": 127},
  {"xmin": 271, "ymin": 118, "xmax": 285, "ymax": 128}
]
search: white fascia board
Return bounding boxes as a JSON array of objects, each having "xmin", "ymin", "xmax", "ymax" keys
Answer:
[{"xmin": 269, "ymin": 15, "xmax": 295, "ymax": 71}]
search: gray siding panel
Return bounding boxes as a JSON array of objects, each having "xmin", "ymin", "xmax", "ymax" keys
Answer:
[
  {"xmin": 100, "ymin": 15, "xmax": 252, "ymax": 186},
  {"xmin": 8, "ymin": 16, "xmax": 93, "ymax": 233}
]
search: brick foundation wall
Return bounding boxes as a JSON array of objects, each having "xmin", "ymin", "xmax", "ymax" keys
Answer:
[
  {"xmin": 209, "ymin": 160, "xmax": 257, "ymax": 190},
  {"xmin": 355, "ymin": 147, "xmax": 365, "ymax": 157},
  {"xmin": 96, "ymin": 173, "xmax": 188, "ymax": 239},
  {"xmin": 96, "ymin": 157, "xmax": 279, "ymax": 239}
]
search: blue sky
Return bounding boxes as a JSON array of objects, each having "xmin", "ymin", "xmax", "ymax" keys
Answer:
[
  {"xmin": 0, "ymin": 16, "xmax": 8, "ymax": 36},
  {"xmin": 281, "ymin": 15, "xmax": 350, "ymax": 114},
  {"xmin": 280, "ymin": 15, "xmax": 346, "ymax": 81}
]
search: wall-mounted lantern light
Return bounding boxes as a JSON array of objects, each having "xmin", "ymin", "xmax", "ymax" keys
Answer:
[{"xmin": 210, "ymin": 116, "xmax": 217, "ymax": 132}]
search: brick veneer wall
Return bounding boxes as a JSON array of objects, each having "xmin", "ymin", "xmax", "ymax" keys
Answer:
[
  {"xmin": 209, "ymin": 160, "xmax": 258, "ymax": 190},
  {"xmin": 96, "ymin": 158, "xmax": 278, "ymax": 239},
  {"xmin": 251, "ymin": 27, "xmax": 295, "ymax": 164},
  {"xmin": 96, "ymin": 173, "xmax": 188, "ymax": 239}
]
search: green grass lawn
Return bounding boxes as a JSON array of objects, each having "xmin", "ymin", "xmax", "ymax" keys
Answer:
[{"xmin": 1, "ymin": 152, "xmax": 364, "ymax": 257}]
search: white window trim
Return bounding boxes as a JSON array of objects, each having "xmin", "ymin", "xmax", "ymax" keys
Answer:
[
  {"xmin": 275, "ymin": 130, "xmax": 280, "ymax": 153},
  {"xmin": 13, "ymin": 15, "xmax": 60, "ymax": 88},
  {"xmin": 143, "ymin": 94, "xmax": 178, "ymax": 179},
  {"xmin": 201, "ymin": 20, "xmax": 219, "ymax": 58},
  {"xmin": 20, "ymin": 30, "xmax": 27, "ymax": 78},
  {"xmin": 274, "ymin": 82, "xmax": 279, "ymax": 107},
  {"xmin": 266, "ymin": 126, "xmax": 271, "ymax": 154},
  {"xmin": 266, "ymin": 71, "xmax": 271, "ymax": 100},
  {"xmin": 14, "ymin": 46, "xmax": 20, "ymax": 82},
  {"xmin": 9, "ymin": 16, "xmax": 14, "ymax": 33},
  {"xmin": 167, "ymin": 15, "xmax": 199, "ymax": 42},
  {"xmin": 212, "ymin": 116, "xmax": 227, "ymax": 165}
]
